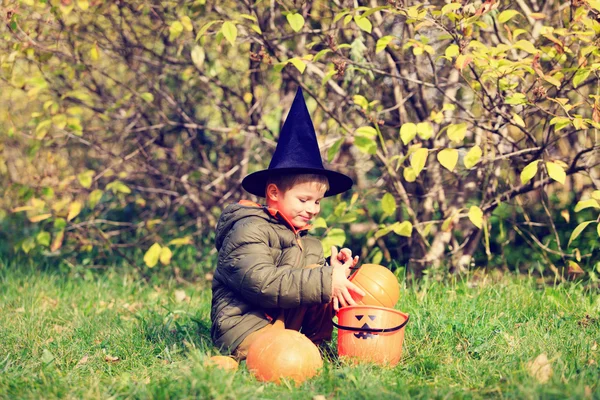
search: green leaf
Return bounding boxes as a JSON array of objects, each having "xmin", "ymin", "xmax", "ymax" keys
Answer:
[
  {"xmin": 410, "ymin": 148, "xmax": 429, "ymax": 176},
  {"xmin": 441, "ymin": 3, "xmax": 462, "ymax": 15},
  {"xmin": 106, "ymin": 180, "xmax": 131, "ymax": 194},
  {"xmin": 437, "ymin": 148, "xmax": 458, "ymax": 172},
  {"xmin": 550, "ymin": 116, "xmax": 571, "ymax": 132},
  {"xmin": 393, "ymin": 221, "xmax": 413, "ymax": 237},
  {"xmin": 354, "ymin": 136, "xmax": 377, "ymax": 154},
  {"xmin": 36, "ymin": 231, "xmax": 51, "ymax": 247},
  {"xmin": 498, "ymin": 10, "xmax": 521, "ymax": 23},
  {"xmin": 447, "ymin": 123, "xmax": 467, "ymax": 143},
  {"xmin": 321, "ymin": 228, "xmax": 346, "ymax": 258},
  {"xmin": 573, "ymin": 69, "xmax": 591, "ymax": 88},
  {"xmin": 221, "ymin": 21, "xmax": 237, "ymax": 46},
  {"xmin": 468, "ymin": 205, "xmax": 483, "ymax": 229},
  {"xmin": 403, "ymin": 166, "xmax": 417, "ymax": 182},
  {"xmin": 159, "ymin": 246, "xmax": 172, "ymax": 265},
  {"xmin": 286, "ymin": 13, "xmax": 305, "ymax": 32},
  {"xmin": 144, "ymin": 243, "xmax": 162, "ymax": 268},
  {"xmin": 333, "ymin": 11, "xmax": 349, "ymax": 24},
  {"xmin": 355, "ymin": 126, "xmax": 377, "ymax": 137},
  {"xmin": 568, "ymin": 221, "xmax": 595, "ymax": 247},
  {"xmin": 289, "ymin": 58, "xmax": 306, "ymax": 74},
  {"xmin": 191, "ymin": 45, "xmax": 205, "ymax": 69},
  {"xmin": 416, "ymin": 122, "xmax": 434, "ymax": 140},
  {"xmin": 400, "ymin": 123, "xmax": 417, "ymax": 145},
  {"xmin": 140, "ymin": 92, "xmax": 154, "ymax": 103},
  {"xmin": 311, "ymin": 217, "xmax": 327, "ymax": 229},
  {"xmin": 196, "ymin": 21, "xmax": 220, "ymax": 41},
  {"xmin": 89, "ymin": 189, "xmax": 103, "ymax": 208},
  {"xmin": 464, "ymin": 145, "xmax": 482, "ymax": 169},
  {"xmin": 520, "ymin": 160, "xmax": 540, "ymax": 184},
  {"xmin": 354, "ymin": 15, "xmax": 372, "ymax": 33},
  {"xmin": 77, "ymin": 170, "xmax": 94, "ymax": 189},
  {"xmin": 505, "ymin": 93, "xmax": 527, "ymax": 105},
  {"xmin": 338, "ymin": 213, "xmax": 357, "ymax": 223},
  {"xmin": 376, "ymin": 36, "xmax": 394, "ymax": 53},
  {"xmin": 169, "ymin": 21, "xmax": 184, "ymax": 41},
  {"xmin": 574, "ymin": 199, "xmax": 600, "ymax": 212},
  {"xmin": 36, "ymin": 120, "xmax": 52, "ymax": 140},
  {"xmin": 313, "ymin": 48, "xmax": 331, "ymax": 62},
  {"xmin": 381, "ymin": 192, "xmax": 396, "ymax": 216},
  {"xmin": 546, "ymin": 161, "xmax": 566, "ymax": 184},
  {"xmin": 327, "ymin": 138, "xmax": 344, "ymax": 163}
]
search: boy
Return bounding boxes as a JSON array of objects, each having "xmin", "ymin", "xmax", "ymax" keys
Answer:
[{"xmin": 211, "ymin": 88, "xmax": 365, "ymax": 359}]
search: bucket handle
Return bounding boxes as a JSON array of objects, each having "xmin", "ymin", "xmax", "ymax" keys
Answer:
[{"xmin": 332, "ymin": 314, "xmax": 409, "ymax": 333}]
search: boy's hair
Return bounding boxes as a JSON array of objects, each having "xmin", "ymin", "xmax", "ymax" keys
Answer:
[{"xmin": 265, "ymin": 173, "xmax": 329, "ymax": 195}]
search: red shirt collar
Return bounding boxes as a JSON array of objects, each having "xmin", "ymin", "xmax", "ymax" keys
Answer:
[{"xmin": 238, "ymin": 200, "xmax": 312, "ymax": 234}]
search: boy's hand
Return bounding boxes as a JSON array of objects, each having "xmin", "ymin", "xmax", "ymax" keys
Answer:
[
  {"xmin": 330, "ymin": 247, "xmax": 359, "ymax": 277},
  {"xmin": 331, "ymin": 247, "xmax": 365, "ymax": 311}
]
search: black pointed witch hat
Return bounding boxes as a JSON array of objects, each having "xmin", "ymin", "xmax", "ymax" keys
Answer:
[{"xmin": 242, "ymin": 87, "xmax": 353, "ymax": 198}]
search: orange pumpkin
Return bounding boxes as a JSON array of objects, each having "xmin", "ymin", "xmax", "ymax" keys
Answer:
[
  {"xmin": 349, "ymin": 264, "xmax": 400, "ymax": 308},
  {"xmin": 205, "ymin": 355, "xmax": 239, "ymax": 371},
  {"xmin": 246, "ymin": 329, "xmax": 323, "ymax": 385}
]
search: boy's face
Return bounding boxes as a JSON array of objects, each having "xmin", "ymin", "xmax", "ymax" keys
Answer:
[{"xmin": 267, "ymin": 181, "xmax": 326, "ymax": 229}]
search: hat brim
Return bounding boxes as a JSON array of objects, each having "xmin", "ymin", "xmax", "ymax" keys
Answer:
[{"xmin": 242, "ymin": 168, "xmax": 353, "ymax": 198}]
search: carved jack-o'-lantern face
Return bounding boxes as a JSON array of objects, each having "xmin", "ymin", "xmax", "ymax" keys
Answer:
[{"xmin": 353, "ymin": 314, "xmax": 378, "ymax": 340}]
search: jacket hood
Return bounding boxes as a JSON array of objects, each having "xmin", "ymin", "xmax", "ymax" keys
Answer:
[{"xmin": 215, "ymin": 203, "xmax": 276, "ymax": 250}]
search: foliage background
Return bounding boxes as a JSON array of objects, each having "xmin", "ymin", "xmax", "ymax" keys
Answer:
[{"xmin": 1, "ymin": 0, "xmax": 599, "ymax": 280}]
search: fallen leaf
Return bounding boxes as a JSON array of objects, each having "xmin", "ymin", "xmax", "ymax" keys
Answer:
[
  {"xmin": 204, "ymin": 273, "xmax": 214, "ymax": 281},
  {"xmin": 16, "ymin": 307, "xmax": 25, "ymax": 313},
  {"xmin": 104, "ymin": 355, "xmax": 120, "ymax": 362},
  {"xmin": 77, "ymin": 355, "xmax": 89, "ymax": 366},
  {"xmin": 174, "ymin": 290, "xmax": 187, "ymax": 303},
  {"xmin": 527, "ymin": 353, "xmax": 553, "ymax": 383},
  {"xmin": 313, "ymin": 396, "xmax": 327, "ymax": 400},
  {"xmin": 592, "ymin": 342, "xmax": 598, "ymax": 351}
]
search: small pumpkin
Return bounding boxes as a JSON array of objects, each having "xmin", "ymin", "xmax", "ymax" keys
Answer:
[
  {"xmin": 349, "ymin": 264, "xmax": 400, "ymax": 308},
  {"xmin": 205, "ymin": 355, "xmax": 239, "ymax": 371},
  {"xmin": 246, "ymin": 329, "xmax": 322, "ymax": 385}
]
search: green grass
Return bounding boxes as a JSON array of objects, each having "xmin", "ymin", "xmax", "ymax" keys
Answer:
[{"xmin": 1, "ymin": 262, "xmax": 599, "ymax": 400}]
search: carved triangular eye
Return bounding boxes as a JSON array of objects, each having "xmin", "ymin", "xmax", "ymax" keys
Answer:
[
  {"xmin": 356, "ymin": 315, "xmax": 363, "ymax": 321},
  {"xmin": 368, "ymin": 315, "xmax": 376, "ymax": 321}
]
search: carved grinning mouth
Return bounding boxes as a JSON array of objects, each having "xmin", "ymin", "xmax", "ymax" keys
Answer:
[{"xmin": 353, "ymin": 315, "xmax": 378, "ymax": 340}]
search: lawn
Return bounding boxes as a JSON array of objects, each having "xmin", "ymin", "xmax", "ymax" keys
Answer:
[{"xmin": 1, "ymin": 262, "xmax": 599, "ymax": 399}]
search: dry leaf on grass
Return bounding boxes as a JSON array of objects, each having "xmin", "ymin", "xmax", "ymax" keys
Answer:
[
  {"xmin": 527, "ymin": 353, "xmax": 553, "ymax": 383},
  {"xmin": 174, "ymin": 290, "xmax": 188, "ymax": 303},
  {"xmin": 104, "ymin": 355, "xmax": 120, "ymax": 363},
  {"xmin": 76, "ymin": 355, "xmax": 89, "ymax": 366}
]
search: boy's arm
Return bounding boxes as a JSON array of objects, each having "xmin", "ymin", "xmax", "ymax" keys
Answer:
[{"xmin": 217, "ymin": 220, "xmax": 333, "ymax": 309}]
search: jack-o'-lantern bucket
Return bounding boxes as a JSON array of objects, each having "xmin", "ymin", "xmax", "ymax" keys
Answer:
[{"xmin": 334, "ymin": 305, "xmax": 409, "ymax": 366}]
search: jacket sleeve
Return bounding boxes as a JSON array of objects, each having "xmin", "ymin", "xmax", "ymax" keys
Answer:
[{"xmin": 218, "ymin": 219, "xmax": 333, "ymax": 309}]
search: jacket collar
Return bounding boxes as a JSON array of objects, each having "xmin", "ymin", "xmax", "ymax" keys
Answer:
[{"xmin": 238, "ymin": 200, "xmax": 312, "ymax": 235}]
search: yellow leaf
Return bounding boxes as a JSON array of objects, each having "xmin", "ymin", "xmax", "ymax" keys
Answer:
[
  {"xmin": 180, "ymin": 16, "xmax": 193, "ymax": 32},
  {"xmin": 447, "ymin": 123, "xmax": 467, "ymax": 143},
  {"xmin": 464, "ymin": 145, "xmax": 482, "ymax": 169},
  {"xmin": 354, "ymin": 15, "xmax": 372, "ymax": 33},
  {"xmin": 437, "ymin": 148, "xmax": 458, "ymax": 172},
  {"xmin": 574, "ymin": 199, "xmax": 600, "ymax": 212},
  {"xmin": 568, "ymin": 221, "xmax": 595, "ymax": 247},
  {"xmin": 514, "ymin": 40, "xmax": 538, "ymax": 54},
  {"xmin": 403, "ymin": 166, "xmax": 417, "ymax": 182},
  {"xmin": 376, "ymin": 36, "xmax": 394, "ymax": 53},
  {"xmin": 400, "ymin": 123, "xmax": 417, "ymax": 145},
  {"xmin": 159, "ymin": 247, "xmax": 172, "ymax": 265},
  {"xmin": 393, "ymin": 221, "xmax": 413, "ymax": 237},
  {"xmin": 592, "ymin": 190, "xmax": 600, "ymax": 201},
  {"xmin": 144, "ymin": 243, "xmax": 162, "ymax": 268},
  {"xmin": 77, "ymin": 0, "xmax": 89, "ymax": 10},
  {"xmin": 169, "ymin": 21, "xmax": 184, "ymax": 41},
  {"xmin": 67, "ymin": 201, "xmax": 82, "ymax": 222},
  {"xmin": 410, "ymin": 148, "xmax": 429, "ymax": 176},
  {"xmin": 567, "ymin": 260, "xmax": 584, "ymax": 275},
  {"xmin": 546, "ymin": 161, "xmax": 566, "ymax": 184},
  {"xmin": 168, "ymin": 237, "xmax": 193, "ymax": 246},
  {"xmin": 520, "ymin": 160, "xmax": 540, "ymax": 184},
  {"xmin": 498, "ymin": 10, "xmax": 521, "ymax": 23},
  {"xmin": 289, "ymin": 58, "xmax": 306, "ymax": 74},
  {"xmin": 51, "ymin": 230, "xmax": 65, "ymax": 252},
  {"xmin": 512, "ymin": 113, "xmax": 525, "ymax": 127},
  {"xmin": 90, "ymin": 44, "xmax": 99, "ymax": 61},
  {"xmin": 597, "ymin": 223, "xmax": 600, "ymax": 238},
  {"xmin": 455, "ymin": 54, "xmax": 472, "ymax": 70},
  {"xmin": 286, "ymin": 13, "xmax": 305, "ymax": 32},
  {"xmin": 29, "ymin": 213, "xmax": 52, "ymax": 223},
  {"xmin": 416, "ymin": 122, "xmax": 434, "ymax": 140},
  {"xmin": 468, "ymin": 206, "xmax": 483, "ymax": 229},
  {"xmin": 445, "ymin": 44, "xmax": 459, "ymax": 58}
]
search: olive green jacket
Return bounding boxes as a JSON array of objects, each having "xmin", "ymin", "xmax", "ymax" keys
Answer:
[{"xmin": 210, "ymin": 202, "xmax": 333, "ymax": 353}]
